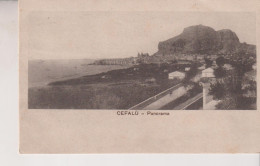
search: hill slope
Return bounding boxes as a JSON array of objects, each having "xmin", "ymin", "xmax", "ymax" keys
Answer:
[{"xmin": 155, "ymin": 24, "xmax": 255, "ymax": 55}]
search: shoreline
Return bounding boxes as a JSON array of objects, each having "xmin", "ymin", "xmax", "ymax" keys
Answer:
[{"xmin": 28, "ymin": 63, "xmax": 130, "ymax": 88}]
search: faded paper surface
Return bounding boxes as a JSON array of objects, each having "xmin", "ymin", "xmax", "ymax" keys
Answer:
[{"xmin": 20, "ymin": 0, "xmax": 260, "ymax": 153}]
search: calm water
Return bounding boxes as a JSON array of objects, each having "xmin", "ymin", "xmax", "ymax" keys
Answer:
[{"xmin": 28, "ymin": 59, "xmax": 128, "ymax": 87}]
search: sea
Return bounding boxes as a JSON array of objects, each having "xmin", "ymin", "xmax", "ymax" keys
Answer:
[{"xmin": 28, "ymin": 59, "xmax": 129, "ymax": 88}]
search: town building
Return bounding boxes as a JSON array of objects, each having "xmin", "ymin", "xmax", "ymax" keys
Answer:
[
  {"xmin": 185, "ymin": 67, "xmax": 190, "ymax": 71},
  {"xmin": 198, "ymin": 65, "xmax": 206, "ymax": 70},
  {"xmin": 168, "ymin": 71, "xmax": 185, "ymax": 80},
  {"xmin": 202, "ymin": 68, "xmax": 214, "ymax": 78},
  {"xmin": 223, "ymin": 64, "xmax": 233, "ymax": 70}
]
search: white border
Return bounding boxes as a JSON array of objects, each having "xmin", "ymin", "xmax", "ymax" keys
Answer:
[{"xmin": 0, "ymin": 1, "xmax": 259, "ymax": 165}]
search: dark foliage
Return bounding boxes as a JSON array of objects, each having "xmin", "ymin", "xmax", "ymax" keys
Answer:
[
  {"xmin": 30, "ymin": 63, "xmax": 186, "ymax": 109},
  {"xmin": 208, "ymin": 81, "xmax": 226, "ymax": 100},
  {"xmin": 209, "ymin": 72, "xmax": 256, "ymax": 110},
  {"xmin": 214, "ymin": 67, "xmax": 226, "ymax": 78},
  {"xmin": 183, "ymin": 63, "xmax": 199, "ymax": 85},
  {"xmin": 216, "ymin": 56, "xmax": 225, "ymax": 67},
  {"xmin": 204, "ymin": 58, "xmax": 213, "ymax": 68},
  {"xmin": 29, "ymin": 84, "xmax": 173, "ymax": 109}
]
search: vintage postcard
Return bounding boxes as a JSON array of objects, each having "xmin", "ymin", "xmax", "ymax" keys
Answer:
[{"xmin": 20, "ymin": 0, "xmax": 260, "ymax": 153}]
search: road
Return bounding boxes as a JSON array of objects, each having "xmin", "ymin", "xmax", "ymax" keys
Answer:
[
  {"xmin": 142, "ymin": 85, "xmax": 187, "ymax": 110},
  {"xmin": 129, "ymin": 72, "xmax": 203, "ymax": 110},
  {"xmin": 172, "ymin": 93, "xmax": 203, "ymax": 110},
  {"xmin": 128, "ymin": 83, "xmax": 183, "ymax": 110}
]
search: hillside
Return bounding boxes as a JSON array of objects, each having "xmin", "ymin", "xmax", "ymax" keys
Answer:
[{"xmin": 155, "ymin": 24, "xmax": 256, "ymax": 55}]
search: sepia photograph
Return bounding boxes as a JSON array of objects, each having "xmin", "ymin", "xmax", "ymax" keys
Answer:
[
  {"xmin": 28, "ymin": 12, "xmax": 256, "ymax": 110},
  {"xmin": 19, "ymin": 0, "xmax": 260, "ymax": 154}
]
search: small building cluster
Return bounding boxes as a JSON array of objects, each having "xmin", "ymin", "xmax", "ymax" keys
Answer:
[
  {"xmin": 94, "ymin": 57, "xmax": 138, "ymax": 65},
  {"xmin": 168, "ymin": 71, "xmax": 185, "ymax": 80}
]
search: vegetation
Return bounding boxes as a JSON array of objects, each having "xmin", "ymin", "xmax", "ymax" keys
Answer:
[
  {"xmin": 209, "ymin": 54, "xmax": 256, "ymax": 110},
  {"xmin": 213, "ymin": 67, "xmax": 226, "ymax": 78},
  {"xmin": 213, "ymin": 56, "xmax": 226, "ymax": 78},
  {"xmin": 208, "ymin": 81, "xmax": 225, "ymax": 100},
  {"xmin": 183, "ymin": 62, "xmax": 199, "ymax": 85},
  {"xmin": 204, "ymin": 57, "xmax": 213, "ymax": 68},
  {"xmin": 29, "ymin": 83, "xmax": 172, "ymax": 109},
  {"xmin": 30, "ymin": 63, "xmax": 190, "ymax": 109},
  {"xmin": 216, "ymin": 56, "xmax": 225, "ymax": 67}
]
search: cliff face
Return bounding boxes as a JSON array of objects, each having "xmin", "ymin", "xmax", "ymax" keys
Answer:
[{"xmin": 156, "ymin": 25, "xmax": 255, "ymax": 55}]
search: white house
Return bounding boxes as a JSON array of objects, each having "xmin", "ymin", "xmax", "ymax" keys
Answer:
[
  {"xmin": 202, "ymin": 68, "xmax": 215, "ymax": 78},
  {"xmin": 223, "ymin": 64, "xmax": 233, "ymax": 70},
  {"xmin": 168, "ymin": 71, "xmax": 185, "ymax": 80},
  {"xmin": 185, "ymin": 67, "xmax": 190, "ymax": 71},
  {"xmin": 198, "ymin": 65, "xmax": 206, "ymax": 70},
  {"xmin": 252, "ymin": 63, "xmax": 256, "ymax": 70}
]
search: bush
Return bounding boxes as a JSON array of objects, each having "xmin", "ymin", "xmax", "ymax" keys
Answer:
[
  {"xmin": 216, "ymin": 56, "xmax": 225, "ymax": 67},
  {"xmin": 208, "ymin": 81, "xmax": 226, "ymax": 100},
  {"xmin": 214, "ymin": 67, "xmax": 226, "ymax": 78}
]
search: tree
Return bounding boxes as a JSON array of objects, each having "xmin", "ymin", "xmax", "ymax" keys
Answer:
[
  {"xmin": 208, "ymin": 81, "xmax": 226, "ymax": 100},
  {"xmin": 204, "ymin": 58, "xmax": 213, "ymax": 68},
  {"xmin": 209, "ymin": 73, "xmax": 255, "ymax": 110},
  {"xmin": 183, "ymin": 63, "xmax": 199, "ymax": 85},
  {"xmin": 214, "ymin": 67, "xmax": 226, "ymax": 78},
  {"xmin": 216, "ymin": 56, "xmax": 225, "ymax": 67}
]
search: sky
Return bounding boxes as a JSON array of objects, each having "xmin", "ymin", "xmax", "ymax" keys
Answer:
[{"xmin": 28, "ymin": 12, "xmax": 256, "ymax": 59}]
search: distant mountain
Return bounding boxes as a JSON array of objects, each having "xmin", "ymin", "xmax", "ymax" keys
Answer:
[{"xmin": 155, "ymin": 24, "xmax": 256, "ymax": 55}]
